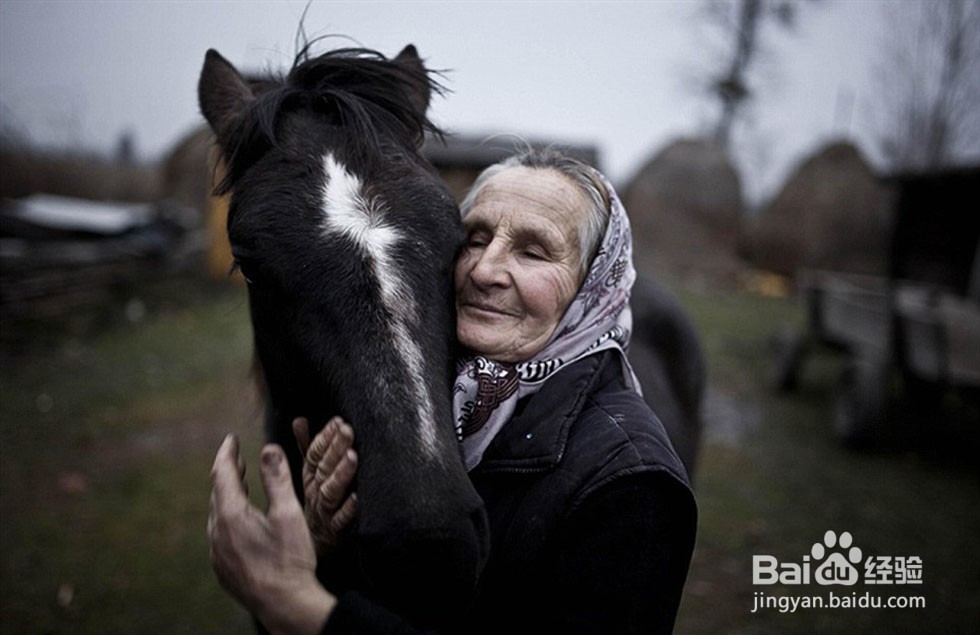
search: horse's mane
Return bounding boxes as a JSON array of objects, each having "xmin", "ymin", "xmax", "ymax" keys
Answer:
[{"xmin": 217, "ymin": 44, "xmax": 446, "ymax": 195}]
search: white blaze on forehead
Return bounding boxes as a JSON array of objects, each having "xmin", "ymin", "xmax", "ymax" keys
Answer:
[{"xmin": 319, "ymin": 153, "xmax": 438, "ymax": 457}]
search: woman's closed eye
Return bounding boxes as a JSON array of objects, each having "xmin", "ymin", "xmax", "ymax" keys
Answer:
[
  {"xmin": 521, "ymin": 248, "xmax": 548, "ymax": 261},
  {"xmin": 466, "ymin": 232, "xmax": 490, "ymax": 249},
  {"xmin": 518, "ymin": 239, "xmax": 556, "ymax": 262}
]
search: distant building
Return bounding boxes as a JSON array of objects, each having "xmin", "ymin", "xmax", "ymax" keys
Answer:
[{"xmin": 423, "ymin": 133, "xmax": 599, "ymax": 202}]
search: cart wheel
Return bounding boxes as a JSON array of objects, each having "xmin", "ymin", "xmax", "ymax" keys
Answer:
[
  {"xmin": 833, "ymin": 357, "xmax": 889, "ymax": 448},
  {"xmin": 773, "ymin": 328, "xmax": 806, "ymax": 392}
]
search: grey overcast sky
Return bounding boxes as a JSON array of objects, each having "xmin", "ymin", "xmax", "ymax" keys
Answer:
[{"xmin": 1, "ymin": 0, "xmax": 892, "ymax": 203}]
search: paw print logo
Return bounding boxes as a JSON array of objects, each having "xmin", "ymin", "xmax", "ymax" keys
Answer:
[{"xmin": 812, "ymin": 530, "xmax": 862, "ymax": 586}]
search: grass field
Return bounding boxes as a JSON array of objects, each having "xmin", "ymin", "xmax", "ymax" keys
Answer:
[
  {"xmin": 1, "ymin": 278, "xmax": 977, "ymax": 633},
  {"xmin": 673, "ymin": 290, "xmax": 980, "ymax": 634}
]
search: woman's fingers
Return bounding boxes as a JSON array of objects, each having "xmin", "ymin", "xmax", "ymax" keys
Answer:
[
  {"xmin": 314, "ymin": 423, "xmax": 353, "ymax": 483},
  {"xmin": 259, "ymin": 444, "xmax": 304, "ymax": 521},
  {"xmin": 294, "ymin": 417, "xmax": 357, "ymax": 508},
  {"xmin": 300, "ymin": 418, "xmax": 337, "ymax": 496},
  {"xmin": 315, "ymin": 492, "xmax": 357, "ymax": 538},
  {"xmin": 211, "ymin": 434, "xmax": 246, "ymax": 509},
  {"xmin": 332, "ymin": 493, "xmax": 357, "ymax": 533},
  {"xmin": 290, "ymin": 416, "xmax": 359, "ymax": 556},
  {"xmin": 292, "ymin": 417, "xmax": 311, "ymax": 457},
  {"xmin": 206, "ymin": 437, "xmax": 324, "ymax": 626},
  {"xmin": 309, "ymin": 457, "xmax": 358, "ymax": 557},
  {"xmin": 317, "ymin": 448, "xmax": 357, "ymax": 510}
]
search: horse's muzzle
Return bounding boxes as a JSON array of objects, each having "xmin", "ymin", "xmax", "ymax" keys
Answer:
[{"xmin": 355, "ymin": 501, "xmax": 490, "ymax": 627}]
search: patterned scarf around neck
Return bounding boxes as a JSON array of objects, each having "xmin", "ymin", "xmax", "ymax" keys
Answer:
[{"xmin": 452, "ymin": 171, "xmax": 639, "ymax": 471}]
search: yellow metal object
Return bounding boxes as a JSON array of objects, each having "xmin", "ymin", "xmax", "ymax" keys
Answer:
[{"xmin": 205, "ymin": 152, "xmax": 240, "ymax": 282}]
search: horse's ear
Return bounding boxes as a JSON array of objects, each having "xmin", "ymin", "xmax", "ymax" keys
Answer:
[
  {"xmin": 394, "ymin": 44, "xmax": 431, "ymax": 116},
  {"xmin": 198, "ymin": 49, "xmax": 253, "ymax": 149}
]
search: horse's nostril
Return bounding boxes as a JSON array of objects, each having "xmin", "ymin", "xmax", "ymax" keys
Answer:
[{"xmin": 355, "ymin": 519, "xmax": 487, "ymax": 628}]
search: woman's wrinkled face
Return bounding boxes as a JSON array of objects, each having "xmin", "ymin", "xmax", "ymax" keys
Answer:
[{"xmin": 455, "ymin": 166, "xmax": 589, "ymax": 362}]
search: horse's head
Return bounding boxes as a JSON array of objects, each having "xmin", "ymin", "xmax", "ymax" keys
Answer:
[{"xmin": 198, "ymin": 44, "xmax": 486, "ymax": 623}]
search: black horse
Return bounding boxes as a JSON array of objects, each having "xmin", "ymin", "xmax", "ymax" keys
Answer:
[
  {"xmin": 198, "ymin": 44, "xmax": 488, "ymax": 626},
  {"xmin": 629, "ymin": 276, "xmax": 705, "ymax": 479}
]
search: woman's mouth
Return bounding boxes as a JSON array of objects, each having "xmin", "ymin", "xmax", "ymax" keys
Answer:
[{"xmin": 460, "ymin": 301, "xmax": 516, "ymax": 318}]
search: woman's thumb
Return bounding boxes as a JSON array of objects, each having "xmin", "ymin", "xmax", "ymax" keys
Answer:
[{"xmin": 259, "ymin": 444, "xmax": 301, "ymax": 515}]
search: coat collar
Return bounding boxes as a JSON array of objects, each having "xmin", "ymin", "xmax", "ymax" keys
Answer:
[{"xmin": 473, "ymin": 353, "xmax": 608, "ymax": 473}]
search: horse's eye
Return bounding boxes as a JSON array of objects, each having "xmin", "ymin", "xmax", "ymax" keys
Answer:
[{"xmin": 231, "ymin": 259, "xmax": 257, "ymax": 285}]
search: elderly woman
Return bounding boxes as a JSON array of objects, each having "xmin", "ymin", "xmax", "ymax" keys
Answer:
[{"xmin": 209, "ymin": 150, "xmax": 697, "ymax": 634}]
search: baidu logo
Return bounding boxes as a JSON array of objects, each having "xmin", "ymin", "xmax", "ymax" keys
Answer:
[
  {"xmin": 812, "ymin": 530, "xmax": 862, "ymax": 585},
  {"xmin": 753, "ymin": 530, "xmax": 923, "ymax": 587}
]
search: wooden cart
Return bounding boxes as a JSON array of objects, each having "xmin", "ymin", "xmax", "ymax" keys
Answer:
[{"xmin": 776, "ymin": 167, "xmax": 980, "ymax": 446}]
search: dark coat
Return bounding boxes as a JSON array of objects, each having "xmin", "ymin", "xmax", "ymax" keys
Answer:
[{"xmin": 324, "ymin": 350, "xmax": 698, "ymax": 634}]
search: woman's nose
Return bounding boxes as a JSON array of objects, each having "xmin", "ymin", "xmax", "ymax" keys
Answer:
[{"xmin": 468, "ymin": 244, "xmax": 509, "ymax": 288}]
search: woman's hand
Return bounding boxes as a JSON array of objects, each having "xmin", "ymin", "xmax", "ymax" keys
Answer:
[
  {"xmin": 293, "ymin": 417, "xmax": 359, "ymax": 557},
  {"xmin": 207, "ymin": 435, "xmax": 334, "ymax": 635}
]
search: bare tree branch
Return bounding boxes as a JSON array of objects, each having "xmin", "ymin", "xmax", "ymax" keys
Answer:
[
  {"xmin": 875, "ymin": 0, "xmax": 980, "ymax": 172},
  {"xmin": 706, "ymin": 0, "xmax": 814, "ymax": 149}
]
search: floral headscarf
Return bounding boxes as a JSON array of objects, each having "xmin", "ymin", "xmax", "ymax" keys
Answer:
[{"xmin": 452, "ymin": 168, "xmax": 639, "ymax": 471}]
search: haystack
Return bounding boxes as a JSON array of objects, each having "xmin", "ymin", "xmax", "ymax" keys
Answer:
[
  {"xmin": 745, "ymin": 141, "xmax": 894, "ymax": 278},
  {"xmin": 623, "ymin": 138, "xmax": 745, "ymax": 285}
]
